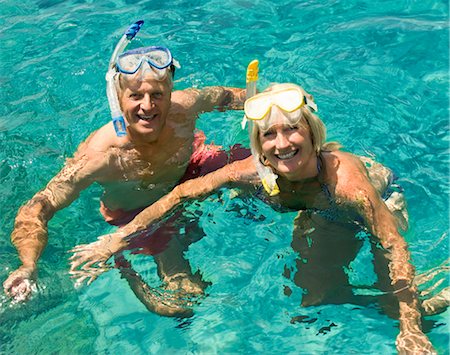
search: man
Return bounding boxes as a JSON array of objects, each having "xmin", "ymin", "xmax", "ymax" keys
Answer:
[{"xmin": 3, "ymin": 39, "xmax": 249, "ymax": 309}]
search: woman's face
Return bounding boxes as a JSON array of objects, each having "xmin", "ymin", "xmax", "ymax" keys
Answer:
[{"xmin": 259, "ymin": 112, "xmax": 315, "ymax": 180}]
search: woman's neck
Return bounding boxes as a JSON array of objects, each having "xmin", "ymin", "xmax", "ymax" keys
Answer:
[
  {"xmin": 276, "ymin": 153, "xmax": 324, "ymax": 191},
  {"xmin": 279, "ymin": 153, "xmax": 320, "ymax": 181}
]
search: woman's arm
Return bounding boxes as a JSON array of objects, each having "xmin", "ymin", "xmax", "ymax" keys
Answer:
[
  {"xmin": 339, "ymin": 156, "xmax": 434, "ymax": 353},
  {"xmin": 69, "ymin": 156, "xmax": 258, "ymax": 283}
]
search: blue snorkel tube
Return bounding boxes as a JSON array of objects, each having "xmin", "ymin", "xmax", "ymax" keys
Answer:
[{"xmin": 106, "ymin": 20, "xmax": 144, "ymax": 137}]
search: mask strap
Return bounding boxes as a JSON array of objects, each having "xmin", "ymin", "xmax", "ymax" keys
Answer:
[{"xmin": 304, "ymin": 95, "xmax": 318, "ymax": 112}]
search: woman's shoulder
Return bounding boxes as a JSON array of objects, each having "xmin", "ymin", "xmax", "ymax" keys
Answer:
[
  {"xmin": 321, "ymin": 151, "xmax": 370, "ymax": 197},
  {"xmin": 322, "ymin": 150, "xmax": 365, "ymax": 174}
]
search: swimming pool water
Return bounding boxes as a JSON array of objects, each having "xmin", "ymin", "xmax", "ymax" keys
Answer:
[{"xmin": 0, "ymin": 0, "xmax": 448, "ymax": 353}]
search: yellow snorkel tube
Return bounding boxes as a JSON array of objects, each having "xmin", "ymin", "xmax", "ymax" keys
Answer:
[{"xmin": 243, "ymin": 60, "xmax": 280, "ymax": 196}]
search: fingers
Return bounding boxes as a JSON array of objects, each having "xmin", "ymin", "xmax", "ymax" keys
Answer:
[
  {"xmin": 68, "ymin": 238, "xmax": 115, "ymax": 287},
  {"xmin": 81, "ymin": 260, "xmax": 98, "ymax": 270},
  {"xmin": 69, "ymin": 265, "xmax": 109, "ymax": 277},
  {"xmin": 68, "ymin": 253, "xmax": 110, "ymax": 272},
  {"xmin": 68, "ymin": 247, "xmax": 94, "ymax": 261},
  {"xmin": 69, "ymin": 250, "xmax": 101, "ymax": 270},
  {"xmin": 68, "ymin": 244, "xmax": 91, "ymax": 254},
  {"xmin": 3, "ymin": 273, "xmax": 34, "ymax": 302},
  {"xmin": 69, "ymin": 262, "xmax": 111, "ymax": 288},
  {"xmin": 73, "ymin": 275, "xmax": 89, "ymax": 288},
  {"xmin": 10, "ymin": 280, "xmax": 33, "ymax": 302},
  {"xmin": 69, "ymin": 254, "xmax": 87, "ymax": 272},
  {"xmin": 3, "ymin": 276, "xmax": 15, "ymax": 295},
  {"xmin": 3, "ymin": 267, "xmax": 33, "ymax": 297},
  {"xmin": 86, "ymin": 275, "xmax": 98, "ymax": 286},
  {"xmin": 70, "ymin": 270, "xmax": 102, "ymax": 287}
]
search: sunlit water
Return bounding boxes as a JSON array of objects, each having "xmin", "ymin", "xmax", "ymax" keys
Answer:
[{"xmin": 0, "ymin": 1, "xmax": 449, "ymax": 353}]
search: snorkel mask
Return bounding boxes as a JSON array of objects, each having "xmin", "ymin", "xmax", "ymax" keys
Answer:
[
  {"xmin": 105, "ymin": 20, "xmax": 178, "ymax": 136},
  {"xmin": 244, "ymin": 86, "xmax": 317, "ymax": 121}
]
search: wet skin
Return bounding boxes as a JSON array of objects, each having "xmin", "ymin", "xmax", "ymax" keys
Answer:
[
  {"xmin": 66, "ymin": 82, "xmax": 443, "ymax": 351},
  {"xmin": 4, "ymin": 70, "xmax": 246, "ymax": 306},
  {"xmin": 258, "ymin": 116, "xmax": 436, "ymax": 354}
]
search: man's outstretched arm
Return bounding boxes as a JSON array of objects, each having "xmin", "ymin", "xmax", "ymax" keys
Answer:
[
  {"xmin": 4, "ymin": 153, "xmax": 97, "ymax": 301},
  {"xmin": 183, "ymin": 86, "xmax": 247, "ymax": 113},
  {"xmin": 69, "ymin": 156, "xmax": 258, "ymax": 284}
]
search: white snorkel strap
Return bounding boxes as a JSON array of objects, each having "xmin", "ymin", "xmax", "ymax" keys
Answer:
[
  {"xmin": 243, "ymin": 60, "xmax": 280, "ymax": 196},
  {"xmin": 106, "ymin": 20, "xmax": 144, "ymax": 137}
]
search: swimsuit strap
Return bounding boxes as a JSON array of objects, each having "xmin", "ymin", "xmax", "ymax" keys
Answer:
[
  {"xmin": 316, "ymin": 154, "xmax": 322, "ymax": 173},
  {"xmin": 317, "ymin": 152, "xmax": 333, "ymax": 202}
]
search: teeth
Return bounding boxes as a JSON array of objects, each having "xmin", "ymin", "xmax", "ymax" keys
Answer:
[
  {"xmin": 140, "ymin": 114, "xmax": 156, "ymax": 121},
  {"xmin": 277, "ymin": 151, "xmax": 297, "ymax": 160}
]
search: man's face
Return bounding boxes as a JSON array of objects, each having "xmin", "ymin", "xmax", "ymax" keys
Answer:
[{"xmin": 120, "ymin": 74, "xmax": 172, "ymax": 143}]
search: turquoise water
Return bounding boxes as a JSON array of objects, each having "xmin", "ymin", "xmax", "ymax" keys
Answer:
[{"xmin": 0, "ymin": 0, "xmax": 449, "ymax": 353}]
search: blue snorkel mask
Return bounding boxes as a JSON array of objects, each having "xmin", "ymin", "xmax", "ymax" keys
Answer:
[
  {"xmin": 105, "ymin": 20, "xmax": 178, "ymax": 136},
  {"xmin": 117, "ymin": 46, "xmax": 175, "ymax": 75}
]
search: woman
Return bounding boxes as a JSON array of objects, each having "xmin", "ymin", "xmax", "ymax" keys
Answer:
[{"xmin": 71, "ymin": 83, "xmax": 445, "ymax": 353}]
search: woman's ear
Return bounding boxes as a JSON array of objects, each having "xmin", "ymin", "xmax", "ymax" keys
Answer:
[{"xmin": 261, "ymin": 154, "xmax": 271, "ymax": 166}]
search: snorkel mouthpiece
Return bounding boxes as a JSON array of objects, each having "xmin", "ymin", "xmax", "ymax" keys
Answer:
[
  {"xmin": 125, "ymin": 20, "xmax": 144, "ymax": 40},
  {"xmin": 106, "ymin": 20, "xmax": 144, "ymax": 137}
]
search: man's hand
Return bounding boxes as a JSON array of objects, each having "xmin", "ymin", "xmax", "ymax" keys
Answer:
[
  {"xmin": 69, "ymin": 233, "xmax": 126, "ymax": 286},
  {"xmin": 396, "ymin": 329, "xmax": 436, "ymax": 354},
  {"xmin": 3, "ymin": 265, "xmax": 37, "ymax": 302}
]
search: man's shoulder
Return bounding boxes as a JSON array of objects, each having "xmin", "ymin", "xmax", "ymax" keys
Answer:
[
  {"xmin": 67, "ymin": 122, "xmax": 127, "ymax": 179},
  {"xmin": 71, "ymin": 122, "xmax": 129, "ymax": 165},
  {"xmin": 171, "ymin": 88, "xmax": 202, "ymax": 108},
  {"xmin": 168, "ymin": 89, "xmax": 204, "ymax": 125},
  {"xmin": 83, "ymin": 122, "xmax": 128, "ymax": 151}
]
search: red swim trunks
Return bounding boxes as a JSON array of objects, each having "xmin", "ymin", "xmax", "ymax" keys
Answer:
[{"xmin": 99, "ymin": 131, "xmax": 250, "ymax": 227}]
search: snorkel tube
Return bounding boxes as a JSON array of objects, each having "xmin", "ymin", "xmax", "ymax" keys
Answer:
[
  {"xmin": 106, "ymin": 20, "xmax": 144, "ymax": 137},
  {"xmin": 243, "ymin": 60, "xmax": 280, "ymax": 196},
  {"xmin": 241, "ymin": 60, "xmax": 259, "ymax": 129}
]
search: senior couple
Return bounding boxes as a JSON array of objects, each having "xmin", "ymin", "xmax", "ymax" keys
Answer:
[{"xmin": 4, "ymin": 21, "xmax": 445, "ymax": 354}]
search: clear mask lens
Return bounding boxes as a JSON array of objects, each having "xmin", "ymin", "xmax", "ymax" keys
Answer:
[
  {"xmin": 139, "ymin": 61, "xmax": 170, "ymax": 80},
  {"xmin": 272, "ymin": 89, "xmax": 304, "ymax": 112},
  {"xmin": 245, "ymin": 96, "xmax": 272, "ymax": 120},
  {"xmin": 117, "ymin": 46, "xmax": 173, "ymax": 74}
]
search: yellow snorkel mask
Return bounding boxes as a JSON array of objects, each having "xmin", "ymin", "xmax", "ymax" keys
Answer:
[{"xmin": 244, "ymin": 86, "xmax": 317, "ymax": 121}]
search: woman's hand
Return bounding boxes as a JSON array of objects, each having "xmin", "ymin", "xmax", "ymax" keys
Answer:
[{"xmin": 68, "ymin": 232, "xmax": 126, "ymax": 286}]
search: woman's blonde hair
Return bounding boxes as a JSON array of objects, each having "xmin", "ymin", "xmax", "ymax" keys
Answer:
[{"xmin": 249, "ymin": 83, "xmax": 341, "ymax": 163}]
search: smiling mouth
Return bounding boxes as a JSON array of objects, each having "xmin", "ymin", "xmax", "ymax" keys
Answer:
[
  {"xmin": 138, "ymin": 113, "xmax": 158, "ymax": 122},
  {"xmin": 276, "ymin": 150, "xmax": 298, "ymax": 160}
]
